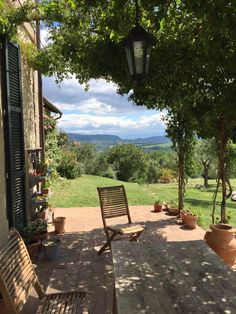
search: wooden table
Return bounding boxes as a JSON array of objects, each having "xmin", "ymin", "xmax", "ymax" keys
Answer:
[{"xmin": 112, "ymin": 239, "xmax": 236, "ymax": 314}]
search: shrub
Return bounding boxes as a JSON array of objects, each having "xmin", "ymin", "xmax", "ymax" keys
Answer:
[
  {"xmin": 146, "ymin": 160, "xmax": 161, "ymax": 183},
  {"xmin": 57, "ymin": 151, "xmax": 81, "ymax": 179},
  {"xmin": 159, "ymin": 167, "xmax": 175, "ymax": 183}
]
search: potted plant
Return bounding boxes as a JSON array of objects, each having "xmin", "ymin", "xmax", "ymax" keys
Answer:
[
  {"xmin": 42, "ymin": 238, "xmax": 61, "ymax": 261},
  {"xmin": 24, "ymin": 218, "xmax": 48, "ymax": 243},
  {"xmin": 22, "ymin": 219, "xmax": 47, "ymax": 262},
  {"xmin": 181, "ymin": 209, "xmax": 198, "ymax": 229},
  {"xmin": 42, "ymin": 179, "xmax": 51, "ymax": 195},
  {"xmin": 35, "ymin": 160, "xmax": 48, "ymax": 176},
  {"xmin": 167, "ymin": 200, "xmax": 179, "ymax": 215},
  {"xmin": 153, "ymin": 200, "xmax": 164, "ymax": 212}
]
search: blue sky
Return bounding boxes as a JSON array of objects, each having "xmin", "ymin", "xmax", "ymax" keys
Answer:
[{"xmin": 41, "ymin": 31, "xmax": 166, "ymax": 139}]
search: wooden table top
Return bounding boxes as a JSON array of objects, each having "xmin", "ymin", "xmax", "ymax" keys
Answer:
[{"xmin": 112, "ymin": 239, "xmax": 236, "ymax": 314}]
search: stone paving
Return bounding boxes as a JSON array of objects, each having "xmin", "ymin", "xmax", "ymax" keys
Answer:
[{"xmin": 20, "ymin": 205, "xmax": 209, "ymax": 313}]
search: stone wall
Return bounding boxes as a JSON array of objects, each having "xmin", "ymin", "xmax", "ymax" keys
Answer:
[{"xmin": 0, "ymin": 0, "xmax": 41, "ymax": 246}]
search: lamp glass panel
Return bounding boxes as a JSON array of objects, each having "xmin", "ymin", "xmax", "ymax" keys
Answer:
[
  {"xmin": 145, "ymin": 47, "xmax": 151, "ymax": 74},
  {"xmin": 133, "ymin": 41, "xmax": 144, "ymax": 74},
  {"xmin": 125, "ymin": 47, "xmax": 134, "ymax": 75}
]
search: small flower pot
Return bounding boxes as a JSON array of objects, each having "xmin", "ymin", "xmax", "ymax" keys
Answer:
[
  {"xmin": 184, "ymin": 213, "xmax": 198, "ymax": 229},
  {"xmin": 54, "ymin": 217, "xmax": 66, "ymax": 234},
  {"xmin": 42, "ymin": 187, "xmax": 50, "ymax": 195},
  {"xmin": 42, "ymin": 238, "xmax": 61, "ymax": 261},
  {"xmin": 154, "ymin": 204, "xmax": 163, "ymax": 212}
]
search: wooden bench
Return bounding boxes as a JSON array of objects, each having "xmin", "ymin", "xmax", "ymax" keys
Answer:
[
  {"xmin": 112, "ymin": 239, "xmax": 236, "ymax": 313},
  {"xmin": 0, "ymin": 228, "xmax": 89, "ymax": 313}
]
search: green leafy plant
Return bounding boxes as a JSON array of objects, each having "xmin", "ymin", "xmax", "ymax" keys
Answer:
[
  {"xmin": 42, "ymin": 238, "xmax": 60, "ymax": 247},
  {"xmin": 159, "ymin": 167, "xmax": 175, "ymax": 183},
  {"xmin": 57, "ymin": 150, "xmax": 81, "ymax": 179},
  {"xmin": 167, "ymin": 200, "xmax": 178, "ymax": 208},
  {"xmin": 23, "ymin": 218, "xmax": 47, "ymax": 238}
]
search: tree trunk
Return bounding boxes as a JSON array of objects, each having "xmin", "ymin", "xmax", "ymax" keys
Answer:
[
  {"xmin": 178, "ymin": 146, "xmax": 185, "ymax": 213},
  {"xmin": 203, "ymin": 164, "xmax": 209, "ymax": 188},
  {"xmin": 217, "ymin": 118, "xmax": 228, "ymax": 223}
]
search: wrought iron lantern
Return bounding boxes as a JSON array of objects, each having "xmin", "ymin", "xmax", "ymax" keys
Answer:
[{"xmin": 122, "ymin": 1, "xmax": 155, "ymax": 82}]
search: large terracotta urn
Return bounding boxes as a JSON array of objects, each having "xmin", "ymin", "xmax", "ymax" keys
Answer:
[{"xmin": 204, "ymin": 224, "xmax": 236, "ymax": 267}]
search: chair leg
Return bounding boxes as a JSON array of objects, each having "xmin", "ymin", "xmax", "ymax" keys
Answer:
[
  {"xmin": 113, "ymin": 284, "xmax": 118, "ymax": 314},
  {"xmin": 97, "ymin": 232, "xmax": 117, "ymax": 255}
]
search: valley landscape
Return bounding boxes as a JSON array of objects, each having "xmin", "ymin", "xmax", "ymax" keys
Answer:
[{"xmin": 67, "ymin": 133, "xmax": 172, "ymax": 151}]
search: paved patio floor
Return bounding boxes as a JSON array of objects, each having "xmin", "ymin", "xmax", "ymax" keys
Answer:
[{"xmin": 22, "ymin": 206, "xmax": 207, "ymax": 314}]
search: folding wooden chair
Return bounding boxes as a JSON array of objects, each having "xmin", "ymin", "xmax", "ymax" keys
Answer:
[
  {"xmin": 97, "ymin": 185, "xmax": 144, "ymax": 255},
  {"xmin": 0, "ymin": 228, "xmax": 89, "ymax": 314}
]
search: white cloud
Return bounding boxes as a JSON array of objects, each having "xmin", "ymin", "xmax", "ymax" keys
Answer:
[
  {"xmin": 79, "ymin": 98, "xmax": 116, "ymax": 114},
  {"xmin": 88, "ymin": 79, "xmax": 117, "ymax": 94},
  {"xmin": 54, "ymin": 103, "xmax": 78, "ymax": 111},
  {"xmin": 54, "ymin": 98, "xmax": 117, "ymax": 114},
  {"xmin": 58, "ymin": 113, "xmax": 165, "ymax": 134}
]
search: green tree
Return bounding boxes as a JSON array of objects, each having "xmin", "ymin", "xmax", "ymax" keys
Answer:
[
  {"xmin": 165, "ymin": 109, "xmax": 196, "ymax": 212},
  {"xmin": 149, "ymin": 150, "xmax": 177, "ymax": 174},
  {"xmin": 76, "ymin": 142, "xmax": 97, "ymax": 174},
  {"xmin": 145, "ymin": 160, "xmax": 161, "ymax": 184},
  {"xmin": 57, "ymin": 150, "xmax": 81, "ymax": 179},
  {"xmin": 107, "ymin": 144, "xmax": 147, "ymax": 182},
  {"xmin": 92, "ymin": 152, "xmax": 116, "ymax": 179},
  {"xmin": 194, "ymin": 139, "xmax": 217, "ymax": 188}
]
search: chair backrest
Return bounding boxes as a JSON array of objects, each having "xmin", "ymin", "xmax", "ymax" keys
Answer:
[
  {"xmin": 97, "ymin": 185, "xmax": 132, "ymax": 223},
  {"xmin": 0, "ymin": 228, "xmax": 42, "ymax": 313}
]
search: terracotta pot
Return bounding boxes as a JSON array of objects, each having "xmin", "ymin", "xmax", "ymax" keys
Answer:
[
  {"xmin": 54, "ymin": 217, "xmax": 66, "ymax": 234},
  {"xmin": 154, "ymin": 204, "xmax": 163, "ymax": 212},
  {"xmin": 183, "ymin": 213, "xmax": 197, "ymax": 229},
  {"xmin": 205, "ymin": 224, "xmax": 236, "ymax": 267},
  {"xmin": 42, "ymin": 187, "xmax": 50, "ymax": 194},
  {"xmin": 25, "ymin": 239, "xmax": 41, "ymax": 262},
  {"xmin": 168, "ymin": 207, "xmax": 179, "ymax": 215},
  {"xmin": 180, "ymin": 210, "xmax": 186, "ymax": 223}
]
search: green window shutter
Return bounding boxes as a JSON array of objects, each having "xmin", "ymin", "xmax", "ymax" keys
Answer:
[{"xmin": 1, "ymin": 37, "xmax": 26, "ymax": 230}]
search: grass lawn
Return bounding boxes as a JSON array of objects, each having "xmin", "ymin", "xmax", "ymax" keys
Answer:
[{"xmin": 51, "ymin": 175, "xmax": 236, "ymax": 230}]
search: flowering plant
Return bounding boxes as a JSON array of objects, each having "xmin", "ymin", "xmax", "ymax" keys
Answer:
[{"xmin": 43, "ymin": 115, "xmax": 56, "ymax": 132}]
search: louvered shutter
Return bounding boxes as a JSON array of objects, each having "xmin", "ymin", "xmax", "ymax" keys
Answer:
[{"xmin": 2, "ymin": 37, "xmax": 26, "ymax": 230}]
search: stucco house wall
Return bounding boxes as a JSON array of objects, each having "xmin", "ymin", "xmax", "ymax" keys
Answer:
[{"xmin": 0, "ymin": 0, "xmax": 42, "ymax": 246}]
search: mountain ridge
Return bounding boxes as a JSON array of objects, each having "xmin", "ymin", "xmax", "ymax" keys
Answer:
[{"xmin": 67, "ymin": 133, "xmax": 169, "ymax": 144}]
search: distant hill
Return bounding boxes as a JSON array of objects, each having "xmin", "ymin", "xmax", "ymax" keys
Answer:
[
  {"xmin": 67, "ymin": 133, "xmax": 121, "ymax": 143},
  {"xmin": 125, "ymin": 136, "xmax": 169, "ymax": 144},
  {"xmin": 67, "ymin": 133, "xmax": 169, "ymax": 144}
]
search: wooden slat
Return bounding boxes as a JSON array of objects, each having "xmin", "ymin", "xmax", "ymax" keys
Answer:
[
  {"xmin": 112, "ymin": 240, "xmax": 236, "ymax": 314},
  {"xmin": 98, "ymin": 185, "xmax": 129, "ymax": 219},
  {"xmin": 36, "ymin": 292, "xmax": 88, "ymax": 314},
  {"xmin": 0, "ymin": 229, "xmax": 40, "ymax": 313}
]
